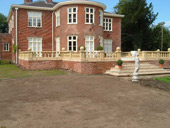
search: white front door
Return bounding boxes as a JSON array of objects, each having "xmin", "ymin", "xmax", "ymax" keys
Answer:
[
  {"xmin": 56, "ymin": 37, "xmax": 60, "ymax": 52},
  {"xmin": 104, "ymin": 39, "xmax": 112, "ymax": 53}
]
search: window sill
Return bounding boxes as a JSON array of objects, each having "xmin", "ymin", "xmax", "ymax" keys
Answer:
[
  {"xmin": 104, "ymin": 30, "xmax": 113, "ymax": 32},
  {"xmin": 27, "ymin": 26, "xmax": 42, "ymax": 29}
]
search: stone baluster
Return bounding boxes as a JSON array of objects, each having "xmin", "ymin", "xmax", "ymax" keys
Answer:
[
  {"xmin": 116, "ymin": 47, "xmax": 121, "ymax": 60},
  {"xmin": 157, "ymin": 49, "xmax": 160, "ymax": 59}
]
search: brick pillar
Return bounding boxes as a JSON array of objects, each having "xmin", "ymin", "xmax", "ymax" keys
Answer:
[{"xmin": 24, "ymin": 0, "xmax": 32, "ymax": 4}]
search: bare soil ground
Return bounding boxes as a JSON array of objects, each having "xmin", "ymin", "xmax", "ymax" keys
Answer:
[{"xmin": 0, "ymin": 73, "xmax": 170, "ymax": 128}]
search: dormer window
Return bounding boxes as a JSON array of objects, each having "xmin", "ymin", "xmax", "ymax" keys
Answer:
[
  {"xmin": 67, "ymin": 7, "xmax": 78, "ymax": 24},
  {"xmin": 85, "ymin": 7, "xmax": 95, "ymax": 24},
  {"xmin": 28, "ymin": 12, "xmax": 42, "ymax": 27}
]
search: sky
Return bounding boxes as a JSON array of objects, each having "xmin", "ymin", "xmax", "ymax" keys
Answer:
[{"xmin": 0, "ymin": 0, "xmax": 170, "ymax": 27}]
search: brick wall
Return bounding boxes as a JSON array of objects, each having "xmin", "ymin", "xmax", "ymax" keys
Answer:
[
  {"xmin": 19, "ymin": 59, "xmax": 117, "ymax": 74},
  {"xmin": 103, "ymin": 17, "xmax": 122, "ymax": 51},
  {"xmin": 0, "ymin": 34, "xmax": 12, "ymax": 60}
]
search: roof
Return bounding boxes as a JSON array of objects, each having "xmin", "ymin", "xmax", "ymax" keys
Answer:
[
  {"xmin": 104, "ymin": 11, "xmax": 125, "ymax": 18},
  {"xmin": 21, "ymin": 1, "xmax": 59, "ymax": 8}
]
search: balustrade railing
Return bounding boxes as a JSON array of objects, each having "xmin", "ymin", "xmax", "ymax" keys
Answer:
[{"xmin": 19, "ymin": 48, "xmax": 170, "ymax": 61}]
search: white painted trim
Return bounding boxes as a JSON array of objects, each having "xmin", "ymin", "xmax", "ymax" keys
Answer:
[
  {"xmin": 104, "ymin": 18, "xmax": 113, "ymax": 31},
  {"xmin": 104, "ymin": 13, "xmax": 125, "ymax": 18}
]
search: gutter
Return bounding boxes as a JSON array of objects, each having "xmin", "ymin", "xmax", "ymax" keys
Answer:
[
  {"xmin": 52, "ymin": 11, "xmax": 54, "ymax": 52},
  {"xmin": 104, "ymin": 13, "xmax": 125, "ymax": 18}
]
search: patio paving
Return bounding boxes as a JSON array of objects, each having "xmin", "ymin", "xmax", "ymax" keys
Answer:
[{"xmin": 0, "ymin": 73, "xmax": 170, "ymax": 128}]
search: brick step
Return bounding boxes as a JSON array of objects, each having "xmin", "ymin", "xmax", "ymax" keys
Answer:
[
  {"xmin": 112, "ymin": 66, "xmax": 160, "ymax": 70},
  {"xmin": 105, "ymin": 70, "xmax": 170, "ymax": 77},
  {"xmin": 109, "ymin": 69, "xmax": 167, "ymax": 73}
]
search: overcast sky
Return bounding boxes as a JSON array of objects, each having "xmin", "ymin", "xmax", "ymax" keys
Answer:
[{"xmin": 0, "ymin": 0, "xmax": 170, "ymax": 27}]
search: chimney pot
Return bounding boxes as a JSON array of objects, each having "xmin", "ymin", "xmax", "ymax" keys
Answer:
[
  {"xmin": 46, "ymin": 0, "xmax": 52, "ymax": 3},
  {"xmin": 24, "ymin": 0, "xmax": 33, "ymax": 4}
]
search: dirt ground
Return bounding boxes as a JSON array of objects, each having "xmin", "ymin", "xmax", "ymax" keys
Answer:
[{"xmin": 0, "ymin": 73, "xmax": 170, "ymax": 128}]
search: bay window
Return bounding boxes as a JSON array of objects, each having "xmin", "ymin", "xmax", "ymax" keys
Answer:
[
  {"xmin": 85, "ymin": 7, "xmax": 95, "ymax": 24},
  {"xmin": 68, "ymin": 7, "xmax": 78, "ymax": 24},
  {"xmin": 99, "ymin": 10, "xmax": 103, "ymax": 26}
]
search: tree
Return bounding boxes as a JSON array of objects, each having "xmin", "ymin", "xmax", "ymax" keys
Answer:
[
  {"xmin": 0, "ymin": 13, "xmax": 8, "ymax": 33},
  {"xmin": 114, "ymin": 0, "xmax": 158, "ymax": 51},
  {"xmin": 151, "ymin": 23, "xmax": 170, "ymax": 51}
]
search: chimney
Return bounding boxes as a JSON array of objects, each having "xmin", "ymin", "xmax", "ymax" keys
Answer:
[
  {"xmin": 46, "ymin": 0, "xmax": 53, "ymax": 2},
  {"xmin": 24, "ymin": 0, "xmax": 32, "ymax": 4}
]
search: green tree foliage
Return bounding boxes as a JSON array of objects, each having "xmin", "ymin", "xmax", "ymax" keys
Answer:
[
  {"xmin": 114, "ymin": 0, "xmax": 158, "ymax": 51},
  {"xmin": 151, "ymin": 23, "xmax": 170, "ymax": 51},
  {"xmin": 0, "ymin": 13, "xmax": 8, "ymax": 33}
]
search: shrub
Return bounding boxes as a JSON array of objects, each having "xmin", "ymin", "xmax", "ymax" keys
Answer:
[
  {"xmin": 0, "ymin": 60, "xmax": 12, "ymax": 65},
  {"xmin": 117, "ymin": 59, "xmax": 123, "ymax": 66},
  {"xmin": 97, "ymin": 46, "xmax": 103, "ymax": 50},
  {"xmin": 12, "ymin": 44, "xmax": 19, "ymax": 54},
  {"xmin": 159, "ymin": 59, "xmax": 164, "ymax": 64}
]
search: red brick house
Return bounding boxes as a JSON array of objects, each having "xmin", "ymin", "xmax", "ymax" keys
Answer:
[{"xmin": 7, "ymin": 0, "xmax": 124, "ymax": 64}]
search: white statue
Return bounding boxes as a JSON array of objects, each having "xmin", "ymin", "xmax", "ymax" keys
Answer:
[{"xmin": 131, "ymin": 51, "xmax": 140, "ymax": 82}]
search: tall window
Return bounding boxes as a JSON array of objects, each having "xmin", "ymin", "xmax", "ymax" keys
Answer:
[
  {"xmin": 28, "ymin": 37, "xmax": 42, "ymax": 52},
  {"xmin": 85, "ymin": 36, "xmax": 94, "ymax": 52},
  {"xmin": 28, "ymin": 12, "xmax": 42, "ymax": 27},
  {"xmin": 67, "ymin": 36, "xmax": 78, "ymax": 51},
  {"xmin": 56, "ymin": 10, "xmax": 60, "ymax": 27},
  {"xmin": 104, "ymin": 39, "xmax": 112, "ymax": 53},
  {"xmin": 104, "ymin": 18, "xmax": 112, "ymax": 31},
  {"xmin": 68, "ymin": 7, "xmax": 78, "ymax": 24},
  {"xmin": 3, "ymin": 43, "xmax": 9, "ymax": 51},
  {"xmin": 85, "ymin": 7, "xmax": 95, "ymax": 24},
  {"xmin": 99, "ymin": 10, "xmax": 103, "ymax": 26}
]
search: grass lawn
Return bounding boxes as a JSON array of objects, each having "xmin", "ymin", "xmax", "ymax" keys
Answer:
[
  {"xmin": 0, "ymin": 64, "xmax": 66, "ymax": 80},
  {"xmin": 155, "ymin": 76, "xmax": 170, "ymax": 83}
]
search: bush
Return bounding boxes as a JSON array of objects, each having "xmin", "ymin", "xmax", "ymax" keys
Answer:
[
  {"xmin": 97, "ymin": 46, "xmax": 103, "ymax": 50},
  {"xmin": 0, "ymin": 60, "xmax": 12, "ymax": 65},
  {"xmin": 159, "ymin": 59, "xmax": 164, "ymax": 64},
  {"xmin": 117, "ymin": 59, "xmax": 123, "ymax": 66}
]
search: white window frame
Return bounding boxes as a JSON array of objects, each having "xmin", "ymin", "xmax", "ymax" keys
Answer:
[
  {"xmin": 85, "ymin": 7, "xmax": 95, "ymax": 24},
  {"xmin": 28, "ymin": 12, "xmax": 42, "ymax": 27},
  {"xmin": 99, "ymin": 10, "xmax": 103, "ymax": 26},
  {"xmin": 56, "ymin": 10, "xmax": 60, "ymax": 27},
  {"xmin": 67, "ymin": 35, "xmax": 78, "ymax": 52},
  {"xmin": 28, "ymin": 37, "xmax": 42, "ymax": 52},
  {"xmin": 104, "ymin": 39, "xmax": 113, "ymax": 53},
  {"xmin": 3, "ymin": 43, "xmax": 10, "ymax": 52},
  {"xmin": 85, "ymin": 36, "xmax": 95, "ymax": 52},
  {"xmin": 67, "ymin": 7, "xmax": 78, "ymax": 24},
  {"xmin": 104, "ymin": 18, "xmax": 112, "ymax": 31}
]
